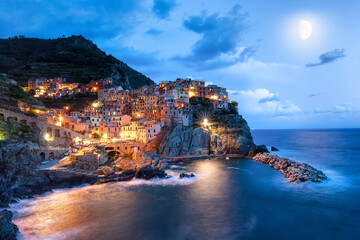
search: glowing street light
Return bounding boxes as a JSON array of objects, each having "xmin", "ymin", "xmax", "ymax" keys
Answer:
[
  {"xmin": 203, "ymin": 118, "xmax": 208, "ymax": 127},
  {"xmin": 44, "ymin": 133, "xmax": 50, "ymax": 141}
]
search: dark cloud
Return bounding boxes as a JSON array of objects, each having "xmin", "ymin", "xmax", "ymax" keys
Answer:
[
  {"xmin": 306, "ymin": 48, "xmax": 346, "ymax": 67},
  {"xmin": 174, "ymin": 5, "xmax": 250, "ymax": 70},
  {"xmin": 0, "ymin": 0, "xmax": 145, "ymax": 39},
  {"xmin": 152, "ymin": 0, "xmax": 177, "ymax": 19},
  {"xmin": 145, "ymin": 28, "xmax": 163, "ymax": 36},
  {"xmin": 258, "ymin": 96, "xmax": 281, "ymax": 104}
]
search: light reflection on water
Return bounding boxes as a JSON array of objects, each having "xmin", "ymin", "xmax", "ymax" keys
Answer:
[{"xmin": 11, "ymin": 129, "xmax": 360, "ymax": 240}]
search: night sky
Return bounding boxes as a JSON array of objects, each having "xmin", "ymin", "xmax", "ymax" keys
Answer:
[{"xmin": 1, "ymin": 0, "xmax": 359, "ymax": 129}]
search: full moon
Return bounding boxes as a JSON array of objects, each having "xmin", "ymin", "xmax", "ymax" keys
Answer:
[{"xmin": 299, "ymin": 20, "xmax": 312, "ymax": 40}]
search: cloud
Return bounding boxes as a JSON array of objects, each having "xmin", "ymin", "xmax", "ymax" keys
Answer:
[
  {"xmin": 229, "ymin": 88, "xmax": 301, "ymax": 117},
  {"xmin": 145, "ymin": 28, "xmax": 163, "ymax": 36},
  {"xmin": 333, "ymin": 104, "xmax": 352, "ymax": 113},
  {"xmin": 152, "ymin": 0, "xmax": 177, "ymax": 19},
  {"xmin": 306, "ymin": 48, "xmax": 346, "ymax": 67},
  {"xmin": 238, "ymin": 46, "xmax": 257, "ymax": 62},
  {"xmin": 174, "ymin": 5, "xmax": 251, "ymax": 70},
  {"xmin": 258, "ymin": 96, "xmax": 281, "ymax": 103},
  {"xmin": 314, "ymin": 104, "xmax": 355, "ymax": 114},
  {"xmin": 237, "ymin": 88, "xmax": 274, "ymax": 100}
]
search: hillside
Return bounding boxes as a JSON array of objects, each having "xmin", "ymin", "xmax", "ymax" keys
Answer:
[
  {"xmin": 0, "ymin": 75, "xmax": 43, "ymax": 111},
  {"xmin": 0, "ymin": 35, "xmax": 154, "ymax": 89}
]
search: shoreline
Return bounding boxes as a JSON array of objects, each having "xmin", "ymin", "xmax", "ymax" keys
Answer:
[{"xmin": 1, "ymin": 153, "xmax": 328, "ymax": 239}]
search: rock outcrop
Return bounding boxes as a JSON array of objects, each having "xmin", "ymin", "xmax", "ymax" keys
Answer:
[
  {"xmin": 115, "ymin": 151, "xmax": 169, "ymax": 180},
  {"xmin": 179, "ymin": 173, "xmax": 195, "ymax": 178},
  {"xmin": 0, "ymin": 210, "xmax": 18, "ymax": 240},
  {"xmin": 0, "ymin": 124, "xmax": 51, "ymax": 207},
  {"xmin": 147, "ymin": 113, "xmax": 256, "ymax": 158},
  {"xmin": 271, "ymin": 146, "xmax": 279, "ymax": 151},
  {"xmin": 210, "ymin": 114, "xmax": 255, "ymax": 155},
  {"xmin": 253, "ymin": 153, "xmax": 327, "ymax": 183},
  {"xmin": 246, "ymin": 144, "xmax": 269, "ymax": 157},
  {"xmin": 161, "ymin": 125, "xmax": 211, "ymax": 157}
]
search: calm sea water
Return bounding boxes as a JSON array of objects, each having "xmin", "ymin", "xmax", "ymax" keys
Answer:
[{"xmin": 11, "ymin": 129, "xmax": 360, "ymax": 240}]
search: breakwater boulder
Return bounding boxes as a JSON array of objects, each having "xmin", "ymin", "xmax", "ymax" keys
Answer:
[
  {"xmin": 253, "ymin": 153, "xmax": 327, "ymax": 183},
  {"xmin": 0, "ymin": 210, "xmax": 18, "ymax": 240}
]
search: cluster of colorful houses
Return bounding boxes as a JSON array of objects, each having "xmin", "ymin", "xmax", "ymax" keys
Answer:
[
  {"xmin": 39, "ymin": 78, "xmax": 230, "ymax": 144},
  {"xmin": 27, "ymin": 77, "xmax": 112, "ymax": 98}
]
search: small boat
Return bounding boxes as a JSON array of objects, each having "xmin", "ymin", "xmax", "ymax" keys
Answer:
[{"xmin": 225, "ymin": 157, "xmax": 230, "ymax": 160}]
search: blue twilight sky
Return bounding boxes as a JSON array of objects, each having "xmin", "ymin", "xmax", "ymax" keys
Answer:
[{"xmin": 1, "ymin": 0, "xmax": 359, "ymax": 129}]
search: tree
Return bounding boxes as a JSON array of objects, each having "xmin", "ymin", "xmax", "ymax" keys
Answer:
[{"xmin": 228, "ymin": 101, "xmax": 239, "ymax": 114}]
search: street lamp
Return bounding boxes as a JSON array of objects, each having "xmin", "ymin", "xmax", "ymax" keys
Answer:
[
  {"xmin": 44, "ymin": 133, "xmax": 50, "ymax": 141},
  {"xmin": 203, "ymin": 118, "xmax": 208, "ymax": 127}
]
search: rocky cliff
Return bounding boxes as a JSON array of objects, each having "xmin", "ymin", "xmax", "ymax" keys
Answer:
[
  {"xmin": 147, "ymin": 113, "xmax": 258, "ymax": 158},
  {"xmin": 0, "ymin": 35, "xmax": 154, "ymax": 89},
  {"xmin": 210, "ymin": 114, "xmax": 255, "ymax": 155},
  {"xmin": 161, "ymin": 126, "xmax": 211, "ymax": 157},
  {"xmin": 0, "ymin": 121, "xmax": 49, "ymax": 207},
  {"xmin": 0, "ymin": 210, "xmax": 18, "ymax": 240}
]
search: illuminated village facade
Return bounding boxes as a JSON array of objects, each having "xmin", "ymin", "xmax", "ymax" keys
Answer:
[{"xmin": 28, "ymin": 78, "xmax": 229, "ymax": 144}]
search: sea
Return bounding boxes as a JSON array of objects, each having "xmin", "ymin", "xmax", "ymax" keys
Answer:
[{"xmin": 10, "ymin": 129, "xmax": 360, "ymax": 240}]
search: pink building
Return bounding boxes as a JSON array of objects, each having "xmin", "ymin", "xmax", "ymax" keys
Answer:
[{"xmin": 99, "ymin": 121, "xmax": 120, "ymax": 139}]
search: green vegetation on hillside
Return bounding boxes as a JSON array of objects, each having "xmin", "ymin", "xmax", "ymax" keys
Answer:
[
  {"xmin": 0, "ymin": 120, "xmax": 31, "ymax": 141},
  {"xmin": 0, "ymin": 75, "xmax": 43, "ymax": 109},
  {"xmin": 0, "ymin": 35, "xmax": 154, "ymax": 89},
  {"xmin": 40, "ymin": 92, "xmax": 98, "ymax": 111}
]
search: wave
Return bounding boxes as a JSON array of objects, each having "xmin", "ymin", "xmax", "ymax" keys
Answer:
[
  {"xmin": 115, "ymin": 175, "xmax": 198, "ymax": 188},
  {"xmin": 227, "ymin": 167, "xmax": 251, "ymax": 173}
]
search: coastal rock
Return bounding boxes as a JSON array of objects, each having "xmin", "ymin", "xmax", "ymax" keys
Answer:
[
  {"xmin": 135, "ymin": 165, "xmax": 167, "ymax": 180},
  {"xmin": 210, "ymin": 114, "xmax": 255, "ymax": 156},
  {"xmin": 253, "ymin": 153, "xmax": 327, "ymax": 183},
  {"xmin": 155, "ymin": 114, "xmax": 256, "ymax": 158},
  {"xmin": 179, "ymin": 173, "xmax": 195, "ymax": 178},
  {"xmin": 162, "ymin": 125, "xmax": 210, "ymax": 157},
  {"xmin": 247, "ymin": 144, "xmax": 269, "ymax": 157},
  {"xmin": 271, "ymin": 146, "xmax": 279, "ymax": 151},
  {"xmin": 41, "ymin": 169, "xmax": 98, "ymax": 187},
  {"xmin": 0, "ymin": 141, "xmax": 51, "ymax": 207},
  {"xmin": 0, "ymin": 210, "xmax": 18, "ymax": 240},
  {"xmin": 114, "ymin": 151, "xmax": 169, "ymax": 180}
]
